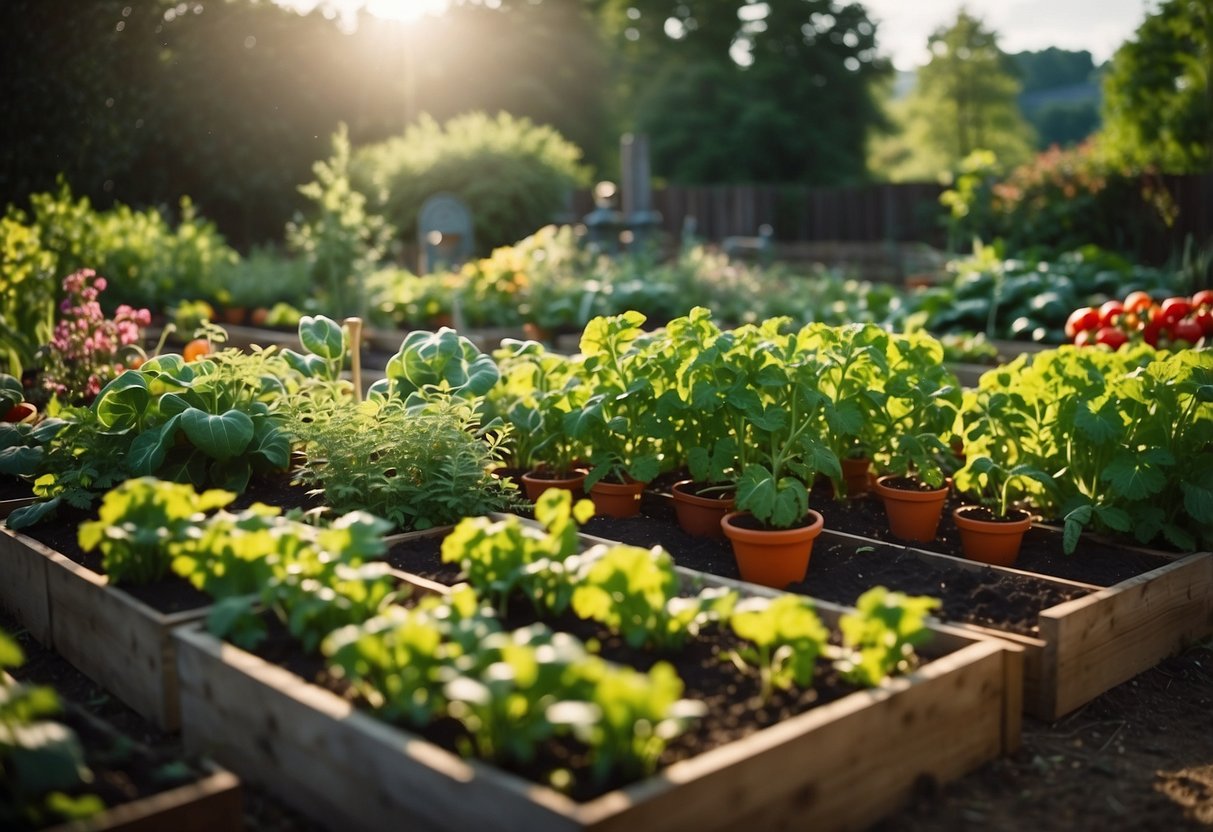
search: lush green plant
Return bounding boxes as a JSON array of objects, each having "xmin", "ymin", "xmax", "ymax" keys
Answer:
[
  {"xmin": 367, "ymin": 327, "xmax": 500, "ymax": 410},
  {"xmin": 571, "ymin": 544, "xmax": 735, "ymax": 651},
  {"xmin": 292, "ymin": 395, "xmax": 516, "ymax": 532},
  {"xmin": 441, "ymin": 489, "xmax": 592, "ymax": 617},
  {"xmin": 0, "ymin": 417, "xmax": 63, "ymax": 482},
  {"xmin": 0, "ymin": 631, "xmax": 105, "ymax": 828},
  {"xmin": 835, "ymin": 587, "xmax": 939, "ymax": 687},
  {"xmin": 570, "ymin": 312, "xmax": 665, "ymax": 488},
  {"xmin": 77, "ymin": 477, "xmax": 236, "ymax": 586},
  {"xmin": 953, "ymin": 456, "xmax": 1056, "ymax": 519},
  {"xmin": 353, "ymin": 112, "xmax": 589, "ymax": 255},
  {"xmin": 962, "ymin": 345, "xmax": 1213, "ymax": 551},
  {"xmin": 169, "ymin": 299, "xmax": 214, "ymax": 338},
  {"xmin": 728, "ymin": 595, "xmax": 829, "ymax": 701},
  {"xmin": 861, "ymin": 330, "xmax": 962, "ymax": 488},
  {"xmin": 287, "ymin": 125, "xmax": 394, "ymax": 319},
  {"xmin": 0, "ymin": 213, "xmax": 57, "ymax": 377},
  {"xmin": 211, "ymin": 247, "xmax": 313, "ymax": 312},
  {"xmin": 485, "ymin": 339, "xmax": 589, "ymax": 474}
]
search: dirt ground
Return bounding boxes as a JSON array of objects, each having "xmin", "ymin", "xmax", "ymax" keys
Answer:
[{"xmin": 6, "ymin": 604, "xmax": 1210, "ymax": 831}]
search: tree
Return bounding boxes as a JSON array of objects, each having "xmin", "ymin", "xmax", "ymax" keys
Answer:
[
  {"xmin": 870, "ymin": 8, "xmax": 1035, "ymax": 181},
  {"xmin": 592, "ymin": 0, "xmax": 890, "ymax": 185},
  {"xmin": 1101, "ymin": 0, "xmax": 1212, "ymax": 173}
]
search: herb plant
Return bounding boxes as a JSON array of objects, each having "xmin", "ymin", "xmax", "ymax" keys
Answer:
[{"xmin": 953, "ymin": 456, "xmax": 1056, "ymax": 519}]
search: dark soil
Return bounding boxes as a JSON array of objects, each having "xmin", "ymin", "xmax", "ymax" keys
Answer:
[
  {"xmin": 384, "ymin": 533, "xmax": 458, "ymax": 584},
  {"xmin": 582, "ymin": 497, "xmax": 1086, "ymax": 638},
  {"xmin": 0, "ymin": 475, "xmax": 33, "ymax": 502}
]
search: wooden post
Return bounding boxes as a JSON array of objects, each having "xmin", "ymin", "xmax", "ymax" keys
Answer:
[{"xmin": 344, "ymin": 317, "xmax": 363, "ymax": 402}]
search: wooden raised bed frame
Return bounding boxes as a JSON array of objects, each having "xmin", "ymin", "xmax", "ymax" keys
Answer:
[
  {"xmin": 580, "ymin": 517, "xmax": 1213, "ymax": 721},
  {"xmin": 0, "ymin": 528, "xmax": 208, "ymax": 730},
  {"xmin": 175, "ymin": 592, "xmax": 1020, "ymax": 832},
  {"xmin": 46, "ymin": 764, "xmax": 243, "ymax": 832}
]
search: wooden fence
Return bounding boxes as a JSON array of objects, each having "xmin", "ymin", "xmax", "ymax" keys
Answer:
[{"xmin": 571, "ymin": 174, "xmax": 1213, "ymax": 259}]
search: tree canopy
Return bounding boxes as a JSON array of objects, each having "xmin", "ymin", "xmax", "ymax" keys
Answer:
[{"xmin": 1100, "ymin": 0, "xmax": 1212, "ymax": 172}]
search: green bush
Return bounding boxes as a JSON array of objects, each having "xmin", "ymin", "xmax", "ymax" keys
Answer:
[{"xmin": 353, "ymin": 112, "xmax": 589, "ymax": 254}]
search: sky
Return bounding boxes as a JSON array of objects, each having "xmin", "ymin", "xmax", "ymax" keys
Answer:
[
  {"xmin": 862, "ymin": 0, "xmax": 1155, "ymax": 70},
  {"xmin": 277, "ymin": 0, "xmax": 1156, "ymax": 70}
]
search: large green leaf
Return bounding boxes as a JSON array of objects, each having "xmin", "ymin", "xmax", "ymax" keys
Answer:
[
  {"xmin": 248, "ymin": 418, "xmax": 290, "ymax": 470},
  {"xmin": 736, "ymin": 465, "xmax": 808, "ymax": 529},
  {"xmin": 0, "ymin": 445, "xmax": 41, "ymax": 476},
  {"xmin": 299, "ymin": 315, "xmax": 346, "ymax": 360},
  {"xmin": 180, "ymin": 408, "xmax": 254, "ymax": 461},
  {"xmin": 1073, "ymin": 400, "xmax": 1123, "ymax": 445},
  {"xmin": 93, "ymin": 371, "xmax": 150, "ymax": 431},
  {"xmin": 6, "ymin": 496, "xmax": 62, "ymax": 530},
  {"xmin": 127, "ymin": 414, "xmax": 182, "ymax": 475},
  {"xmin": 1100, "ymin": 449, "xmax": 1171, "ymax": 501}
]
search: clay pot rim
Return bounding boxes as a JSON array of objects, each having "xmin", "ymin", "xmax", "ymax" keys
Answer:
[
  {"xmin": 590, "ymin": 478, "xmax": 648, "ymax": 495},
  {"xmin": 671, "ymin": 479, "xmax": 736, "ymax": 506},
  {"xmin": 521, "ymin": 467, "xmax": 588, "ymax": 484},
  {"xmin": 874, "ymin": 475, "xmax": 951, "ymax": 502},
  {"xmin": 721, "ymin": 509, "xmax": 824, "ymax": 542},
  {"xmin": 952, "ymin": 505, "xmax": 1033, "ymax": 533}
]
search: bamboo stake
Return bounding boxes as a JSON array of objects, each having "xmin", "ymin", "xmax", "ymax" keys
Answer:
[{"xmin": 344, "ymin": 317, "xmax": 363, "ymax": 402}]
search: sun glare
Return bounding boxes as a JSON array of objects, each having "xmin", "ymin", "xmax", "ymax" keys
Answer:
[{"xmin": 365, "ymin": 0, "xmax": 448, "ymax": 23}]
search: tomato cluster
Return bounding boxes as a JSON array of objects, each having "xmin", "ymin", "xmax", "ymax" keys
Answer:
[{"xmin": 1065, "ymin": 290, "xmax": 1213, "ymax": 350}]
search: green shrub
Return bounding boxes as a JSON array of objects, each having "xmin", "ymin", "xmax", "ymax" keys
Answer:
[{"xmin": 353, "ymin": 112, "xmax": 589, "ymax": 254}]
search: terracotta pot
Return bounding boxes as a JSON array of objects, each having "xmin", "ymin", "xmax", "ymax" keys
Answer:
[
  {"xmin": 2, "ymin": 402, "xmax": 37, "ymax": 424},
  {"xmin": 221, "ymin": 307, "xmax": 247, "ymax": 326},
  {"xmin": 589, "ymin": 478, "xmax": 647, "ymax": 518},
  {"xmin": 874, "ymin": 475, "xmax": 951, "ymax": 542},
  {"xmin": 953, "ymin": 506, "xmax": 1032, "ymax": 567},
  {"xmin": 670, "ymin": 480, "xmax": 735, "ymax": 538},
  {"xmin": 520, "ymin": 468, "xmax": 587, "ymax": 502},
  {"xmin": 720, "ymin": 510, "xmax": 825, "ymax": 589},
  {"xmin": 841, "ymin": 456, "xmax": 872, "ymax": 498}
]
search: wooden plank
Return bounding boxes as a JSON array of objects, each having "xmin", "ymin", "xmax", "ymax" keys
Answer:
[
  {"xmin": 0, "ymin": 528, "xmax": 54, "ymax": 644},
  {"xmin": 47, "ymin": 766, "xmax": 243, "ymax": 832},
  {"xmin": 41, "ymin": 545, "xmax": 208, "ymax": 731},
  {"xmin": 1038, "ymin": 552, "xmax": 1213, "ymax": 719},
  {"xmin": 176, "ymin": 624, "xmax": 1011, "ymax": 832}
]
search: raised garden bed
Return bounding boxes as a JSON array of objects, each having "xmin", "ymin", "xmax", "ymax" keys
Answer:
[
  {"xmin": 575, "ymin": 493, "xmax": 1213, "ymax": 720},
  {"xmin": 174, "ymin": 588, "xmax": 1019, "ymax": 832}
]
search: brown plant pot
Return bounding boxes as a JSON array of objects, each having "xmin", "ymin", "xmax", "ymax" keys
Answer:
[
  {"xmin": 589, "ymin": 478, "xmax": 647, "ymax": 518},
  {"xmin": 874, "ymin": 475, "xmax": 951, "ymax": 542},
  {"xmin": 520, "ymin": 468, "xmax": 587, "ymax": 502},
  {"xmin": 720, "ymin": 509, "xmax": 825, "ymax": 589},
  {"xmin": 3, "ymin": 402, "xmax": 37, "ymax": 424},
  {"xmin": 221, "ymin": 306, "xmax": 247, "ymax": 326},
  {"xmin": 953, "ymin": 506, "xmax": 1033, "ymax": 567},
  {"xmin": 670, "ymin": 480, "xmax": 736, "ymax": 538},
  {"xmin": 841, "ymin": 456, "xmax": 872, "ymax": 498}
]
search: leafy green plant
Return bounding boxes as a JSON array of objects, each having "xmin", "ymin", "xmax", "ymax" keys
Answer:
[
  {"xmin": 367, "ymin": 327, "xmax": 500, "ymax": 410},
  {"xmin": 77, "ymin": 477, "xmax": 236, "ymax": 586},
  {"xmin": 571, "ymin": 544, "xmax": 735, "ymax": 651},
  {"xmin": 292, "ymin": 395, "xmax": 516, "ymax": 532},
  {"xmin": 0, "ymin": 213, "xmax": 56, "ymax": 377},
  {"xmin": 0, "ymin": 417, "xmax": 64, "ymax": 482},
  {"xmin": 835, "ymin": 587, "xmax": 939, "ymax": 687},
  {"xmin": 953, "ymin": 456, "xmax": 1055, "ymax": 519},
  {"xmin": 727, "ymin": 595, "xmax": 829, "ymax": 701},
  {"xmin": 962, "ymin": 345, "xmax": 1213, "ymax": 551},
  {"xmin": 441, "ymin": 488, "xmax": 593, "ymax": 617},
  {"xmin": 0, "ymin": 631, "xmax": 105, "ymax": 827}
]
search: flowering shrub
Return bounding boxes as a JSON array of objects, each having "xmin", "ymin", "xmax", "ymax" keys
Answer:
[{"xmin": 37, "ymin": 269, "xmax": 150, "ymax": 404}]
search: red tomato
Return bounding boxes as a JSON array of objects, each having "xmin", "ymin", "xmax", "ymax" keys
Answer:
[
  {"xmin": 1171, "ymin": 318, "xmax": 1203, "ymax": 344},
  {"xmin": 1095, "ymin": 326, "xmax": 1128, "ymax": 350},
  {"xmin": 1142, "ymin": 319, "xmax": 1164, "ymax": 347},
  {"xmin": 1065, "ymin": 306, "xmax": 1101, "ymax": 339},
  {"xmin": 1098, "ymin": 300, "xmax": 1124, "ymax": 327},
  {"xmin": 1123, "ymin": 291, "xmax": 1154, "ymax": 314},
  {"xmin": 1194, "ymin": 309, "xmax": 1213, "ymax": 336},
  {"xmin": 1193, "ymin": 290, "xmax": 1213, "ymax": 309},
  {"xmin": 1160, "ymin": 297, "xmax": 1192, "ymax": 325},
  {"xmin": 1073, "ymin": 329, "xmax": 1096, "ymax": 347}
]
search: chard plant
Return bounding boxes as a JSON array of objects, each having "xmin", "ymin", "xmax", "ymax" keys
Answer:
[
  {"xmin": 441, "ymin": 488, "xmax": 594, "ymax": 617},
  {"xmin": 727, "ymin": 595, "xmax": 829, "ymax": 701},
  {"xmin": 834, "ymin": 587, "xmax": 939, "ymax": 687},
  {"xmin": 0, "ymin": 631, "xmax": 105, "ymax": 828},
  {"xmin": 77, "ymin": 477, "xmax": 235, "ymax": 585},
  {"xmin": 571, "ymin": 544, "xmax": 736, "ymax": 650}
]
